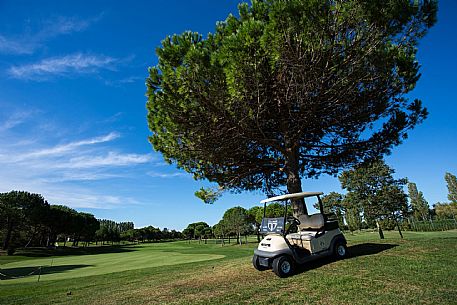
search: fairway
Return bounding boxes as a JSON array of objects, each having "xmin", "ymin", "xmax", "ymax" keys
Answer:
[
  {"xmin": 1, "ymin": 231, "xmax": 457, "ymax": 305},
  {"xmin": 0, "ymin": 243, "xmax": 224, "ymax": 283}
]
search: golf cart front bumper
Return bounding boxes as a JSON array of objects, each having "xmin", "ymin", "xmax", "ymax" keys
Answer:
[
  {"xmin": 254, "ymin": 249, "xmax": 293, "ymax": 267},
  {"xmin": 254, "ymin": 249, "xmax": 293, "ymax": 258}
]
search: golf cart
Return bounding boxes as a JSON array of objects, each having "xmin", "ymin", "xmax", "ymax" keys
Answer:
[{"xmin": 252, "ymin": 192, "xmax": 347, "ymax": 277}]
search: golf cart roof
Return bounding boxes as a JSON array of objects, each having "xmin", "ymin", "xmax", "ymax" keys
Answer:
[{"xmin": 260, "ymin": 192, "xmax": 324, "ymax": 204}]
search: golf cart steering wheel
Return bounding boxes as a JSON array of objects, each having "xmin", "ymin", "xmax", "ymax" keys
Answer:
[
  {"xmin": 287, "ymin": 216, "xmax": 300, "ymax": 226},
  {"xmin": 285, "ymin": 216, "xmax": 300, "ymax": 235}
]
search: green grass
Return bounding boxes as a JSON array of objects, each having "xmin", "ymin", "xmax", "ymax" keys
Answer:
[
  {"xmin": 0, "ymin": 243, "xmax": 224, "ymax": 283},
  {"xmin": 1, "ymin": 231, "xmax": 456, "ymax": 305}
]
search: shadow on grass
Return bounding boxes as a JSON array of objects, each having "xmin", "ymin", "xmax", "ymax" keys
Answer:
[
  {"xmin": 348, "ymin": 243, "xmax": 398, "ymax": 257},
  {"xmin": 13, "ymin": 245, "xmax": 140, "ymax": 258},
  {"xmin": 295, "ymin": 243, "xmax": 398, "ymax": 275},
  {"xmin": 0, "ymin": 264, "xmax": 91, "ymax": 280}
]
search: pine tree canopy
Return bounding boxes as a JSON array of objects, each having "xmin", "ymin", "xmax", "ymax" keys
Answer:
[{"xmin": 146, "ymin": 0, "xmax": 437, "ymax": 214}]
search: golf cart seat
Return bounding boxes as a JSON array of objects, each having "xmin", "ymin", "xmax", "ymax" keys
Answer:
[
  {"xmin": 286, "ymin": 214, "xmax": 325, "ymax": 251},
  {"xmin": 298, "ymin": 213, "xmax": 325, "ymax": 231}
]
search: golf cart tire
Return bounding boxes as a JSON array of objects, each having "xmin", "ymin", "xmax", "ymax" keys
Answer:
[
  {"xmin": 252, "ymin": 254, "xmax": 268, "ymax": 271},
  {"xmin": 272, "ymin": 255, "xmax": 294, "ymax": 278},
  {"xmin": 333, "ymin": 241, "xmax": 348, "ymax": 259}
]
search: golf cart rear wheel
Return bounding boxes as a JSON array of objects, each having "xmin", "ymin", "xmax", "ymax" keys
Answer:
[
  {"xmin": 272, "ymin": 255, "xmax": 294, "ymax": 278},
  {"xmin": 252, "ymin": 255, "xmax": 268, "ymax": 271},
  {"xmin": 334, "ymin": 242, "xmax": 348, "ymax": 259}
]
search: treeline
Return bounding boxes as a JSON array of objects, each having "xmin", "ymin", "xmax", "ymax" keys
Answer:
[
  {"xmin": 315, "ymin": 161, "xmax": 457, "ymax": 236},
  {"xmin": 0, "ymin": 191, "xmax": 99, "ymax": 254},
  {"xmin": 183, "ymin": 162, "xmax": 457, "ymax": 243},
  {"xmin": 96, "ymin": 221, "xmax": 183, "ymax": 244},
  {"xmin": 0, "ymin": 191, "xmax": 185, "ymax": 255},
  {"xmin": 183, "ymin": 203, "xmax": 285, "ymax": 245}
]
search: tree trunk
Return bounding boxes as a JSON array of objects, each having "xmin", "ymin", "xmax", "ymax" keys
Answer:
[
  {"xmin": 25, "ymin": 227, "xmax": 37, "ymax": 248},
  {"xmin": 2, "ymin": 218, "xmax": 13, "ymax": 250},
  {"xmin": 285, "ymin": 147, "xmax": 307, "ymax": 217},
  {"xmin": 393, "ymin": 213, "xmax": 403, "ymax": 239},
  {"xmin": 376, "ymin": 220, "xmax": 385, "ymax": 239}
]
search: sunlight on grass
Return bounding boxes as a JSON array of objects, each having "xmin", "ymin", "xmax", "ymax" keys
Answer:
[{"xmin": 1, "ymin": 231, "xmax": 456, "ymax": 305}]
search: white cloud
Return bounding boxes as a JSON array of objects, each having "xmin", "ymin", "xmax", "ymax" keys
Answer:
[
  {"xmin": 46, "ymin": 191, "xmax": 137, "ymax": 209},
  {"xmin": 0, "ymin": 110, "xmax": 174, "ymax": 210},
  {"xmin": 104, "ymin": 76, "xmax": 143, "ymax": 87},
  {"xmin": 40, "ymin": 16, "xmax": 94, "ymax": 37},
  {"xmin": 0, "ymin": 110, "xmax": 33, "ymax": 132},
  {"xmin": 0, "ymin": 36, "xmax": 35, "ymax": 55},
  {"xmin": 8, "ymin": 53, "xmax": 118, "ymax": 80},
  {"xmin": 20, "ymin": 132, "xmax": 120, "ymax": 159},
  {"xmin": 0, "ymin": 15, "xmax": 101, "ymax": 55},
  {"xmin": 0, "ymin": 131, "xmax": 153, "ymax": 184},
  {"xmin": 147, "ymin": 171, "xmax": 187, "ymax": 178},
  {"xmin": 63, "ymin": 152, "xmax": 152, "ymax": 169}
]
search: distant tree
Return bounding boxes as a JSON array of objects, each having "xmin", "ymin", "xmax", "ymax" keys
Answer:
[
  {"xmin": 265, "ymin": 202, "xmax": 287, "ymax": 218},
  {"xmin": 317, "ymin": 192, "xmax": 345, "ymax": 226},
  {"xmin": 213, "ymin": 220, "xmax": 228, "ymax": 245},
  {"xmin": 201, "ymin": 227, "xmax": 213, "ymax": 244},
  {"xmin": 78, "ymin": 213, "xmax": 99, "ymax": 246},
  {"xmin": 0, "ymin": 191, "xmax": 49, "ymax": 251},
  {"xmin": 182, "ymin": 222, "xmax": 210, "ymax": 241},
  {"xmin": 407, "ymin": 182, "xmax": 429, "ymax": 221},
  {"xmin": 182, "ymin": 227, "xmax": 194, "ymax": 240},
  {"xmin": 0, "ymin": 192, "xmax": 23, "ymax": 251},
  {"xmin": 194, "ymin": 223, "xmax": 211, "ymax": 243},
  {"xmin": 147, "ymin": 0, "xmax": 436, "ymax": 216},
  {"xmin": 96, "ymin": 219, "xmax": 125, "ymax": 244},
  {"xmin": 445, "ymin": 172, "xmax": 457, "ymax": 205},
  {"xmin": 247, "ymin": 206, "xmax": 263, "ymax": 242},
  {"xmin": 339, "ymin": 159, "xmax": 408, "ymax": 238},
  {"xmin": 342, "ymin": 193, "xmax": 363, "ymax": 232},
  {"xmin": 120, "ymin": 229, "xmax": 137, "ymax": 243},
  {"xmin": 434, "ymin": 202, "xmax": 457, "ymax": 220},
  {"xmin": 50, "ymin": 205, "xmax": 79, "ymax": 246},
  {"xmin": 222, "ymin": 207, "xmax": 250, "ymax": 245}
]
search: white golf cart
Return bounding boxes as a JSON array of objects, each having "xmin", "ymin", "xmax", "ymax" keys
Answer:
[{"xmin": 252, "ymin": 192, "xmax": 347, "ymax": 277}]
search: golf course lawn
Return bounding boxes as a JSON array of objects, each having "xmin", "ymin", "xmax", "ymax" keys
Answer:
[{"xmin": 1, "ymin": 230, "xmax": 456, "ymax": 305}]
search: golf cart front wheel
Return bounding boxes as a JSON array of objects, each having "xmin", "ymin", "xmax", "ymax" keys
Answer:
[
  {"xmin": 334, "ymin": 242, "xmax": 348, "ymax": 259},
  {"xmin": 272, "ymin": 255, "xmax": 294, "ymax": 278},
  {"xmin": 252, "ymin": 255, "xmax": 268, "ymax": 271}
]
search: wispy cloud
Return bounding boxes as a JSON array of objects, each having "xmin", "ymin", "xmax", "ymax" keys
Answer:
[
  {"xmin": 0, "ymin": 128, "xmax": 155, "ymax": 209},
  {"xmin": 104, "ymin": 76, "xmax": 143, "ymax": 87},
  {"xmin": 63, "ymin": 152, "xmax": 152, "ymax": 169},
  {"xmin": 147, "ymin": 171, "xmax": 187, "ymax": 178},
  {"xmin": 0, "ymin": 110, "xmax": 33, "ymax": 132},
  {"xmin": 0, "ymin": 15, "xmax": 101, "ymax": 55},
  {"xmin": 0, "ymin": 36, "xmax": 35, "ymax": 55},
  {"xmin": 39, "ymin": 15, "xmax": 96, "ymax": 37},
  {"xmin": 21, "ymin": 132, "xmax": 120, "ymax": 159},
  {"xmin": 0, "ymin": 131, "xmax": 154, "ymax": 179},
  {"xmin": 8, "ymin": 53, "xmax": 118, "ymax": 80}
]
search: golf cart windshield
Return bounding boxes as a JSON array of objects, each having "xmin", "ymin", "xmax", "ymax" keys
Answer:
[
  {"xmin": 260, "ymin": 217, "xmax": 285, "ymax": 234},
  {"xmin": 259, "ymin": 192, "xmax": 324, "ymax": 235}
]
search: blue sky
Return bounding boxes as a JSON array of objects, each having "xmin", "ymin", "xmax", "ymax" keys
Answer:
[{"xmin": 0, "ymin": 0, "xmax": 456, "ymax": 230}]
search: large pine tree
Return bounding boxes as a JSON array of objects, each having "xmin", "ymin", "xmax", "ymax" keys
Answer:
[{"xmin": 146, "ymin": 0, "xmax": 437, "ymax": 215}]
